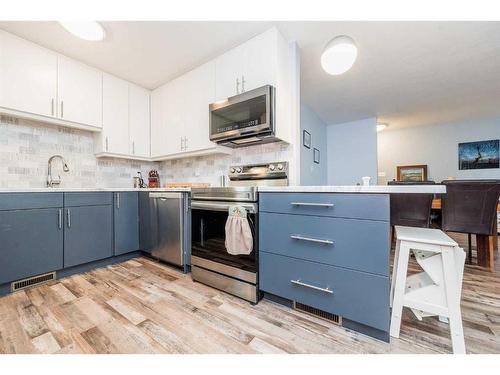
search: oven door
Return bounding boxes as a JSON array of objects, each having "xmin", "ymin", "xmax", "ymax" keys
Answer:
[
  {"xmin": 209, "ymin": 85, "xmax": 274, "ymax": 143},
  {"xmin": 190, "ymin": 200, "xmax": 258, "ymax": 276}
]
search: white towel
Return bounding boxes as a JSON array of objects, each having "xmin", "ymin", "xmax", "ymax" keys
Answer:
[{"xmin": 225, "ymin": 205, "xmax": 253, "ymax": 255}]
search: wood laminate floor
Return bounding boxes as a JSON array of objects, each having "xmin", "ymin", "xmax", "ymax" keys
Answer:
[{"xmin": 0, "ymin": 233, "xmax": 499, "ymax": 354}]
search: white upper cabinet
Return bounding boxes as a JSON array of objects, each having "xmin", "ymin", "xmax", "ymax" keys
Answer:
[
  {"xmin": 100, "ymin": 74, "xmax": 129, "ymax": 154},
  {"xmin": 129, "ymin": 84, "xmax": 151, "ymax": 158},
  {"xmin": 242, "ymin": 29, "xmax": 278, "ymax": 92},
  {"xmin": 183, "ymin": 61, "xmax": 216, "ymax": 152},
  {"xmin": 151, "ymin": 61, "xmax": 218, "ymax": 159},
  {"xmin": 57, "ymin": 56, "xmax": 103, "ymax": 128},
  {"xmin": 214, "ymin": 44, "xmax": 245, "ymax": 101},
  {"xmin": 214, "ymin": 28, "xmax": 281, "ymax": 101},
  {"xmin": 150, "ymin": 83, "xmax": 170, "ymax": 157},
  {"xmin": 0, "ymin": 31, "xmax": 57, "ymax": 118}
]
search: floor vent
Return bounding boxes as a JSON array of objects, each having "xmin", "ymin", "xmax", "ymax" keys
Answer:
[
  {"xmin": 294, "ymin": 302, "xmax": 342, "ymax": 325},
  {"xmin": 11, "ymin": 272, "xmax": 56, "ymax": 292}
]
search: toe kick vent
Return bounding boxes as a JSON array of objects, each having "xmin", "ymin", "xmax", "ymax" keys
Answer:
[
  {"xmin": 294, "ymin": 302, "xmax": 341, "ymax": 325},
  {"xmin": 11, "ymin": 272, "xmax": 56, "ymax": 292}
]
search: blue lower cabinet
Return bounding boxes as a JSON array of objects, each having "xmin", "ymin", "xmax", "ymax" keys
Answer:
[
  {"xmin": 260, "ymin": 212, "xmax": 390, "ymax": 276},
  {"xmin": 0, "ymin": 208, "xmax": 64, "ymax": 284},
  {"xmin": 259, "ymin": 251, "xmax": 390, "ymax": 332},
  {"xmin": 114, "ymin": 192, "xmax": 139, "ymax": 256},
  {"xmin": 64, "ymin": 205, "xmax": 113, "ymax": 267}
]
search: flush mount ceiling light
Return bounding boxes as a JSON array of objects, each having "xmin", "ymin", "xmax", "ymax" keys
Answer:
[
  {"xmin": 377, "ymin": 123, "xmax": 388, "ymax": 132},
  {"xmin": 58, "ymin": 21, "xmax": 105, "ymax": 41},
  {"xmin": 321, "ymin": 35, "xmax": 358, "ymax": 75}
]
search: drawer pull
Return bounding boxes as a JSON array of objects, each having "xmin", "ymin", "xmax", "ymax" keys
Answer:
[
  {"xmin": 291, "ymin": 279, "xmax": 333, "ymax": 294},
  {"xmin": 290, "ymin": 202, "xmax": 334, "ymax": 208},
  {"xmin": 290, "ymin": 235, "xmax": 334, "ymax": 245}
]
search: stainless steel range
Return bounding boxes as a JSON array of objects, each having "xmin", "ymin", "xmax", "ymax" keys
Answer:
[{"xmin": 190, "ymin": 162, "xmax": 288, "ymax": 303}]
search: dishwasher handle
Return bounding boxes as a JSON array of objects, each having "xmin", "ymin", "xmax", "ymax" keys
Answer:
[{"xmin": 149, "ymin": 192, "xmax": 184, "ymax": 199}]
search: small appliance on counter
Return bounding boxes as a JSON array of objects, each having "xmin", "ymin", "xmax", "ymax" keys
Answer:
[
  {"xmin": 134, "ymin": 172, "xmax": 147, "ymax": 188},
  {"xmin": 190, "ymin": 161, "xmax": 289, "ymax": 303},
  {"xmin": 148, "ymin": 170, "xmax": 160, "ymax": 188}
]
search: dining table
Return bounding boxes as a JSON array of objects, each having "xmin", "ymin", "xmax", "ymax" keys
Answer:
[{"xmin": 432, "ymin": 198, "xmax": 499, "ymax": 270}]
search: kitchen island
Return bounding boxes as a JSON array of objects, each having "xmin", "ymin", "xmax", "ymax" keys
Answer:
[{"xmin": 257, "ymin": 184, "xmax": 445, "ymax": 341}]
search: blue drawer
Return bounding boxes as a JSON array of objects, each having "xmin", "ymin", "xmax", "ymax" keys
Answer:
[
  {"xmin": 259, "ymin": 251, "xmax": 389, "ymax": 331},
  {"xmin": 260, "ymin": 213, "xmax": 389, "ymax": 276},
  {"xmin": 259, "ymin": 193, "xmax": 389, "ymax": 221},
  {"xmin": 0, "ymin": 193, "xmax": 63, "ymax": 210},
  {"xmin": 64, "ymin": 192, "xmax": 113, "ymax": 207}
]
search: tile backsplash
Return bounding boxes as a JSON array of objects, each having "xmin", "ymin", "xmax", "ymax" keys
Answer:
[{"xmin": 0, "ymin": 116, "xmax": 294, "ymax": 188}]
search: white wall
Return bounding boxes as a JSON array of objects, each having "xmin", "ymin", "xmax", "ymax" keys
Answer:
[
  {"xmin": 327, "ymin": 117, "xmax": 378, "ymax": 185},
  {"xmin": 377, "ymin": 117, "xmax": 500, "ymax": 184},
  {"xmin": 300, "ymin": 104, "xmax": 328, "ymax": 185}
]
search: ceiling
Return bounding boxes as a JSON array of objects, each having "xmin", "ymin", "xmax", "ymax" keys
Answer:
[{"xmin": 1, "ymin": 21, "xmax": 499, "ymax": 129}]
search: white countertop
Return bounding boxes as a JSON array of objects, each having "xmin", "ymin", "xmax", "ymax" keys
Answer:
[
  {"xmin": 257, "ymin": 185, "xmax": 446, "ymax": 194},
  {"xmin": 0, "ymin": 187, "xmax": 191, "ymax": 193},
  {"xmin": 0, "ymin": 185, "xmax": 446, "ymax": 194}
]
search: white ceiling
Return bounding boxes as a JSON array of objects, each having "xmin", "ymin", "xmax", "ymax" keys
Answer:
[{"xmin": 1, "ymin": 21, "xmax": 500, "ymax": 130}]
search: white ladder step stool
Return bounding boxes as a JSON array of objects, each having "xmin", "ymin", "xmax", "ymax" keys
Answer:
[{"xmin": 390, "ymin": 225, "xmax": 466, "ymax": 354}]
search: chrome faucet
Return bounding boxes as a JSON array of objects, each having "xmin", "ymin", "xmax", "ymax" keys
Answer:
[{"xmin": 47, "ymin": 155, "xmax": 70, "ymax": 187}]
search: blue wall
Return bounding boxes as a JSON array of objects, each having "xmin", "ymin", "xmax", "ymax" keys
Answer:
[
  {"xmin": 327, "ymin": 117, "xmax": 378, "ymax": 185},
  {"xmin": 300, "ymin": 104, "xmax": 328, "ymax": 185}
]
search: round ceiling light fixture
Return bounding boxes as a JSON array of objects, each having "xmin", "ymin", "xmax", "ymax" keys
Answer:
[
  {"xmin": 58, "ymin": 21, "xmax": 106, "ymax": 41},
  {"xmin": 321, "ymin": 35, "xmax": 358, "ymax": 75},
  {"xmin": 377, "ymin": 123, "xmax": 388, "ymax": 132}
]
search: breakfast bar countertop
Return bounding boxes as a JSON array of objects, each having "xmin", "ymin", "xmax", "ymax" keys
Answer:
[{"xmin": 257, "ymin": 185, "xmax": 446, "ymax": 194}]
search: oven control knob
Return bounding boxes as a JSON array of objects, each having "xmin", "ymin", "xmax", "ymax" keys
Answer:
[
  {"xmin": 277, "ymin": 164, "xmax": 284, "ymax": 171},
  {"xmin": 236, "ymin": 167, "xmax": 242, "ymax": 173},
  {"xmin": 269, "ymin": 164, "xmax": 276, "ymax": 171},
  {"xmin": 230, "ymin": 168, "xmax": 236, "ymax": 173}
]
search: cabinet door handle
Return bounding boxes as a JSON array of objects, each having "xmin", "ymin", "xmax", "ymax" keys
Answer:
[
  {"xmin": 51, "ymin": 98, "xmax": 54, "ymax": 116},
  {"xmin": 60, "ymin": 100, "xmax": 64, "ymax": 118},
  {"xmin": 132, "ymin": 141, "xmax": 135, "ymax": 155},
  {"xmin": 290, "ymin": 235, "xmax": 334, "ymax": 245},
  {"xmin": 105, "ymin": 137, "xmax": 109, "ymax": 152},
  {"xmin": 291, "ymin": 279, "xmax": 333, "ymax": 294},
  {"xmin": 184, "ymin": 137, "xmax": 188, "ymax": 150},
  {"xmin": 236, "ymin": 78, "xmax": 240, "ymax": 94},
  {"xmin": 66, "ymin": 209, "xmax": 71, "ymax": 228},
  {"xmin": 116, "ymin": 193, "xmax": 120, "ymax": 209},
  {"xmin": 290, "ymin": 202, "xmax": 334, "ymax": 208},
  {"xmin": 58, "ymin": 209, "xmax": 62, "ymax": 229},
  {"xmin": 241, "ymin": 75, "xmax": 245, "ymax": 92}
]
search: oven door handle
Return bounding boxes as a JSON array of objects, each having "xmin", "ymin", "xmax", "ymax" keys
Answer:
[{"xmin": 190, "ymin": 200, "xmax": 258, "ymax": 214}]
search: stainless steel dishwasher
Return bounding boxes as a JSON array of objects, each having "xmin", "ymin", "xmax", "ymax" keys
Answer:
[{"xmin": 141, "ymin": 192, "xmax": 186, "ymax": 267}]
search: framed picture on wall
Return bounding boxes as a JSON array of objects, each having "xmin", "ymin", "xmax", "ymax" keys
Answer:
[
  {"xmin": 303, "ymin": 130, "xmax": 311, "ymax": 149},
  {"xmin": 313, "ymin": 148, "xmax": 320, "ymax": 164},
  {"xmin": 397, "ymin": 165, "xmax": 428, "ymax": 182},
  {"xmin": 458, "ymin": 139, "xmax": 499, "ymax": 170}
]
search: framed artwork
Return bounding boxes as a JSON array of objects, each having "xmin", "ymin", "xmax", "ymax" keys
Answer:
[
  {"xmin": 313, "ymin": 148, "xmax": 320, "ymax": 164},
  {"xmin": 458, "ymin": 139, "xmax": 499, "ymax": 170},
  {"xmin": 397, "ymin": 165, "xmax": 428, "ymax": 182},
  {"xmin": 303, "ymin": 130, "xmax": 311, "ymax": 149}
]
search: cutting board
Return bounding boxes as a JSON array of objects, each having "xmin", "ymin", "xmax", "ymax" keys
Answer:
[{"xmin": 166, "ymin": 182, "xmax": 211, "ymax": 188}]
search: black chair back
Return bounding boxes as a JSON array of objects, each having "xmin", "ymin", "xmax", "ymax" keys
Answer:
[
  {"xmin": 388, "ymin": 181, "xmax": 435, "ymax": 228},
  {"xmin": 441, "ymin": 180, "xmax": 500, "ymax": 235}
]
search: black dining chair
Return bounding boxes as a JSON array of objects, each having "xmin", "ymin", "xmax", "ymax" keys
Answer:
[
  {"xmin": 441, "ymin": 180, "xmax": 500, "ymax": 267},
  {"xmin": 388, "ymin": 181, "xmax": 436, "ymax": 228}
]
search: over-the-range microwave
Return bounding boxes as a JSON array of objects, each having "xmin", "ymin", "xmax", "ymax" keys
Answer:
[{"xmin": 209, "ymin": 85, "xmax": 278, "ymax": 148}]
